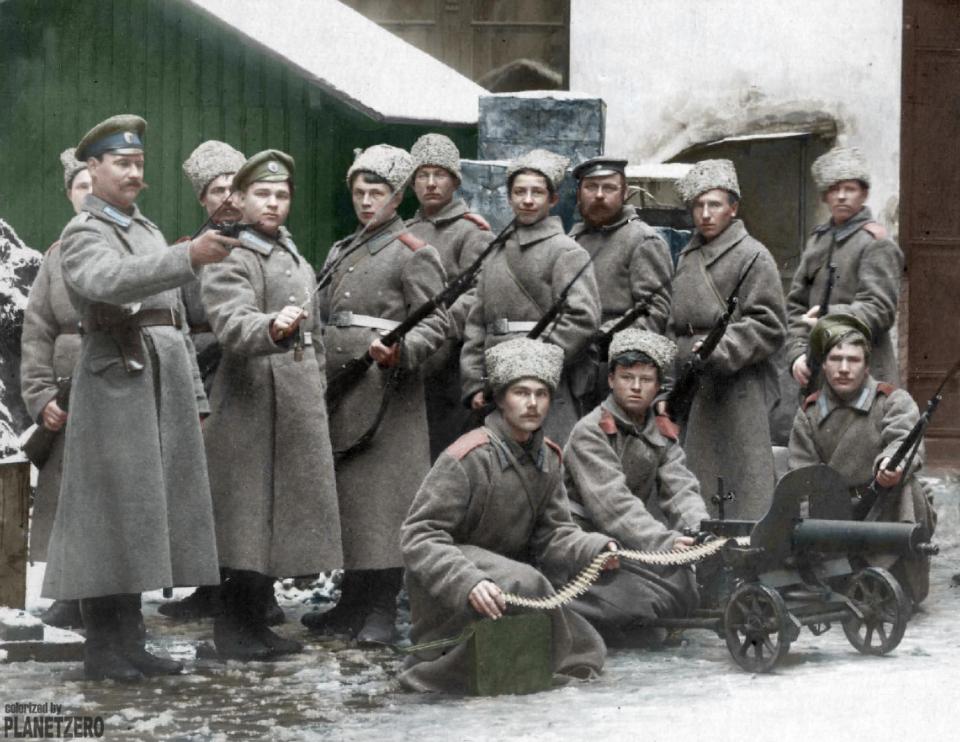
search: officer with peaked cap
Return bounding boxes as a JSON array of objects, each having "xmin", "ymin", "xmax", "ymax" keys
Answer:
[
  {"xmin": 788, "ymin": 313, "xmax": 935, "ymax": 606},
  {"xmin": 788, "ymin": 146, "xmax": 903, "ymax": 389},
  {"xmin": 666, "ymin": 159, "xmax": 787, "ymax": 520},
  {"xmin": 41, "ymin": 114, "xmax": 238, "ymax": 682}
]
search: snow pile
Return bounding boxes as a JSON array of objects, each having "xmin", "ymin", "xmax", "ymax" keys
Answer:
[{"xmin": 0, "ymin": 606, "xmax": 42, "ymax": 627}]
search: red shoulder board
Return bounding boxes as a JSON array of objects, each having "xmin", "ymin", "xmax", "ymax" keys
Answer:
[
  {"xmin": 802, "ymin": 391, "xmax": 821, "ymax": 410},
  {"xmin": 544, "ymin": 437, "xmax": 563, "ymax": 463},
  {"xmin": 655, "ymin": 415, "xmax": 680, "ymax": 442},
  {"xmin": 398, "ymin": 231, "xmax": 427, "ymax": 251},
  {"xmin": 599, "ymin": 409, "xmax": 617, "ymax": 435},
  {"xmin": 861, "ymin": 222, "xmax": 888, "ymax": 240},
  {"xmin": 876, "ymin": 382, "xmax": 896, "ymax": 396},
  {"xmin": 446, "ymin": 428, "xmax": 489, "ymax": 460},
  {"xmin": 462, "ymin": 212, "xmax": 491, "ymax": 231}
]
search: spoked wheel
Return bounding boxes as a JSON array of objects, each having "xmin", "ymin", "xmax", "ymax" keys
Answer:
[
  {"xmin": 842, "ymin": 567, "xmax": 910, "ymax": 655},
  {"xmin": 724, "ymin": 583, "xmax": 792, "ymax": 673}
]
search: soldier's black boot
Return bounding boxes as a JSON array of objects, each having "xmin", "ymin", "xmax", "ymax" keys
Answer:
[
  {"xmin": 79, "ymin": 596, "xmax": 143, "ymax": 682},
  {"xmin": 356, "ymin": 569, "xmax": 401, "ymax": 645},
  {"xmin": 158, "ymin": 585, "xmax": 220, "ymax": 620},
  {"xmin": 248, "ymin": 573, "xmax": 302, "ymax": 656},
  {"xmin": 116, "ymin": 594, "xmax": 183, "ymax": 676},
  {"xmin": 41, "ymin": 599, "xmax": 83, "ymax": 629},
  {"xmin": 213, "ymin": 570, "xmax": 277, "ymax": 661},
  {"xmin": 301, "ymin": 570, "xmax": 368, "ymax": 637}
]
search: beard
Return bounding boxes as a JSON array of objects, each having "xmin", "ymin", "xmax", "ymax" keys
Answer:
[{"xmin": 581, "ymin": 200, "xmax": 622, "ymax": 226}]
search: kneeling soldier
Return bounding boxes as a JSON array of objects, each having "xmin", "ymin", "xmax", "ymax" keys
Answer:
[
  {"xmin": 788, "ymin": 314, "xmax": 936, "ymax": 606},
  {"xmin": 400, "ymin": 338, "xmax": 619, "ymax": 693},
  {"xmin": 564, "ymin": 329, "xmax": 708, "ymax": 644}
]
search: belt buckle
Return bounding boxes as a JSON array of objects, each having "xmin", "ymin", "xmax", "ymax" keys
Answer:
[
  {"xmin": 168, "ymin": 308, "xmax": 177, "ymax": 328},
  {"xmin": 337, "ymin": 311, "xmax": 354, "ymax": 328},
  {"xmin": 491, "ymin": 318, "xmax": 509, "ymax": 335}
]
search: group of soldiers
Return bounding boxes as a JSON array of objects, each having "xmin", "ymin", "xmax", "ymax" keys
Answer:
[{"xmin": 18, "ymin": 111, "xmax": 935, "ymax": 691}]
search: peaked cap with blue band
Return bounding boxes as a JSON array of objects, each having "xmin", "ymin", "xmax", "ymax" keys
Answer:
[{"xmin": 76, "ymin": 114, "xmax": 146, "ymax": 161}]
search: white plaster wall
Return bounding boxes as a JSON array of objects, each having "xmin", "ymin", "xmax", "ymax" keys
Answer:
[{"xmin": 570, "ymin": 0, "xmax": 902, "ymax": 224}]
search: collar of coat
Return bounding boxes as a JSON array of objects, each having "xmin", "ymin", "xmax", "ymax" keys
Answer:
[
  {"xmin": 515, "ymin": 215, "xmax": 565, "ymax": 248},
  {"xmin": 815, "ymin": 374, "xmax": 881, "ymax": 424},
  {"xmin": 681, "ymin": 218, "xmax": 749, "ymax": 267},
  {"xmin": 568, "ymin": 205, "xmax": 637, "ymax": 239},
  {"xmin": 484, "ymin": 409, "xmax": 554, "ymax": 472},
  {"xmin": 82, "ymin": 194, "xmax": 157, "ymax": 231},
  {"xmin": 600, "ymin": 395, "xmax": 671, "ymax": 447},
  {"xmin": 236, "ymin": 226, "xmax": 300, "ymax": 261},
  {"xmin": 409, "ymin": 197, "xmax": 469, "ymax": 227},
  {"xmin": 346, "ymin": 214, "xmax": 407, "ymax": 255},
  {"xmin": 811, "ymin": 206, "xmax": 874, "ymax": 241}
]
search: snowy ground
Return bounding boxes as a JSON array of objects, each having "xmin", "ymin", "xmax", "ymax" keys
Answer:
[{"xmin": 4, "ymin": 470, "xmax": 959, "ymax": 742}]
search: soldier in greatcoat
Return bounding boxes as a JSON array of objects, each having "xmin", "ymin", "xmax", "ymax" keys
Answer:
[
  {"xmin": 666, "ymin": 159, "xmax": 787, "ymax": 519},
  {"xmin": 563, "ymin": 329, "xmax": 708, "ymax": 645},
  {"xmin": 201, "ymin": 150, "xmax": 343, "ymax": 660},
  {"xmin": 461, "ymin": 149, "xmax": 601, "ymax": 445},
  {"xmin": 400, "ymin": 338, "xmax": 619, "ymax": 693},
  {"xmin": 788, "ymin": 147, "xmax": 903, "ymax": 388},
  {"xmin": 788, "ymin": 314, "xmax": 935, "ymax": 606},
  {"xmin": 406, "ymin": 133, "xmax": 495, "ymax": 459},
  {"xmin": 41, "ymin": 114, "xmax": 235, "ymax": 681},
  {"xmin": 20, "ymin": 148, "xmax": 90, "ymax": 630},
  {"xmin": 301, "ymin": 144, "xmax": 448, "ymax": 644}
]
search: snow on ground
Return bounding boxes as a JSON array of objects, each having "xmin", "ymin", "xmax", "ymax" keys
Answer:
[{"xmin": 5, "ymin": 470, "xmax": 959, "ymax": 741}]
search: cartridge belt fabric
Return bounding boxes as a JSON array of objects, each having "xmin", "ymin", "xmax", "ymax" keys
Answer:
[
  {"xmin": 327, "ymin": 311, "xmax": 400, "ymax": 332},
  {"xmin": 486, "ymin": 319, "xmax": 538, "ymax": 336}
]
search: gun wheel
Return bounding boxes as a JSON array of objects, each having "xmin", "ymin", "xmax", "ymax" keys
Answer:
[
  {"xmin": 724, "ymin": 583, "xmax": 791, "ymax": 673},
  {"xmin": 842, "ymin": 567, "xmax": 910, "ymax": 655}
]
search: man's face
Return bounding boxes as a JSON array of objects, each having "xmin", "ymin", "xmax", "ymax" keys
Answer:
[
  {"xmin": 413, "ymin": 165, "xmax": 458, "ymax": 216},
  {"xmin": 201, "ymin": 172, "xmax": 241, "ymax": 222},
  {"xmin": 509, "ymin": 172, "xmax": 558, "ymax": 226},
  {"xmin": 67, "ymin": 168, "xmax": 92, "ymax": 215},
  {"xmin": 823, "ymin": 341, "xmax": 869, "ymax": 400},
  {"xmin": 578, "ymin": 173, "xmax": 626, "ymax": 227},
  {"xmin": 691, "ymin": 188, "xmax": 738, "ymax": 242},
  {"xmin": 823, "ymin": 180, "xmax": 868, "ymax": 226},
  {"xmin": 498, "ymin": 377, "xmax": 551, "ymax": 441},
  {"xmin": 88, "ymin": 152, "xmax": 145, "ymax": 210},
  {"xmin": 352, "ymin": 175, "xmax": 400, "ymax": 228},
  {"xmin": 608, "ymin": 361, "xmax": 659, "ymax": 419},
  {"xmin": 238, "ymin": 181, "xmax": 292, "ymax": 235}
]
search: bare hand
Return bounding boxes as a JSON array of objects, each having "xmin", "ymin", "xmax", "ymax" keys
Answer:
[
  {"xmin": 369, "ymin": 338, "xmax": 400, "ymax": 367},
  {"xmin": 42, "ymin": 399, "xmax": 68, "ymax": 432},
  {"xmin": 469, "ymin": 580, "xmax": 506, "ymax": 620},
  {"xmin": 601, "ymin": 541, "xmax": 620, "ymax": 571},
  {"xmin": 673, "ymin": 535, "xmax": 696, "ymax": 551},
  {"xmin": 691, "ymin": 339, "xmax": 703, "ymax": 353},
  {"xmin": 470, "ymin": 391, "xmax": 487, "ymax": 410},
  {"xmin": 189, "ymin": 230, "xmax": 240, "ymax": 268},
  {"xmin": 792, "ymin": 354, "xmax": 811, "ymax": 386},
  {"xmin": 876, "ymin": 457, "xmax": 904, "ymax": 488},
  {"xmin": 270, "ymin": 305, "xmax": 306, "ymax": 341},
  {"xmin": 802, "ymin": 305, "xmax": 821, "ymax": 329}
]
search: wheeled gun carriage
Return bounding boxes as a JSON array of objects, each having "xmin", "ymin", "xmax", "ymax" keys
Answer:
[{"xmin": 649, "ymin": 463, "xmax": 938, "ymax": 673}]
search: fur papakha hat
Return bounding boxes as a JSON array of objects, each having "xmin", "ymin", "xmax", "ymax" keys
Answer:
[
  {"xmin": 811, "ymin": 146, "xmax": 871, "ymax": 192},
  {"xmin": 346, "ymin": 144, "xmax": 414, "ymax": 193},
  {"xmin": 608, "ymin": 328, "xmax": 677, "ymax": 371},
  {"xmin": 808, "ymin": 312, "xmax": 873, "ymax": 362},
  {"xmin": 411, "ymin": 133, "xmax": 462, "ymax": 181},
  {"xmin": 60, "ymin": 147, "xmax": 87, "ymax": 191},
  {"xmin": 675, "ymin": 159, "xmax": 740, "ymax": 203},
  {"xmin": 182, "ymin": 140, "xmax": 246, "ymax": 198},
  {"xmin": 506, "ymin": 148, "xmax": 570, "ymax": 191},
  {"xmin": 485, "ymin": 338, "xmax": 564, "ymax": 393}
]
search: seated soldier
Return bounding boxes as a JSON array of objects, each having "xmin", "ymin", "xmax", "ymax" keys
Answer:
[
  {"xmin": 563, "ymin": 329, "xmax": 708, "ymax": 645},
  {"xmin": 400, "ymin": 338, "xmax": 619, "ymax": 693},
  {"xmin": 788, "ymin": 314, "xmax": 936, "ymax": 607}
]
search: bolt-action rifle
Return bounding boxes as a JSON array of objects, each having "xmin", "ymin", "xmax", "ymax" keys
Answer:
[{"xmin": 593, "ymin": 295, "xmax": 655, "ymax": 361}]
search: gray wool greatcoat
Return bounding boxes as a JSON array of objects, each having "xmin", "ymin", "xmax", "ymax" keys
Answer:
[
  {"xmin": 180, "ymin": 260, "xmax": 218, "ymax": 395},
  {"xmin": 406, "ymin": 198, "xmax": 495, "ymax": 458},
  {"xmin": 399, "ymin": 410, "xmax": 612, "ymax": 693},
  {"xmin": 319, "ymin": 215, "xmax": 448, "ymax": 570},
  {"xmin": 20, "ymin": 242, "xmax": 81, "ymax": 562},
  {"xmin": 42, "ymin": 195, "xmax": 219, "ymax": 600},
  {"xmin": 786, "ymin": 207, "xmax": 903, "ymax": 385},
  {"xmin": 788, "ymin": 376, "xmax": 935, "ymax": 603},
  {"xmin": 562, "ymin": 397, "xmax": 708, "ymax": 632},
  {"xmin": 201, "ymin": 227, "xmax": 342, "ymax": 578},
  {"xmin": 668, "ymin": 219, "xmax": 787, "ymax": 520},
  {"xmin": 460, "ymin": 215, "xmax": 601, "ymax": 444}
]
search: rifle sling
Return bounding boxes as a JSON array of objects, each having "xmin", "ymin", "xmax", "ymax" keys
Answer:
[{"xmin": 332, "ymin": 364, "xmax": 403, "ymax": 465}]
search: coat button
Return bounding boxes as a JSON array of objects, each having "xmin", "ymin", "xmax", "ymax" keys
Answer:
[
  {"xmin": 344, "ymin": 291, "xmax": 351, "ymax": 297},
  {"xmin": 285, "ymin": 270, "xmax": 292, "ymax": 276},
  {"xmin": 348, "ymin": 266, "xmax": 354, "ymax": 272},
  {"xmin": 289, "ymin": 295, "xmax": 296, "ymax": 302}
]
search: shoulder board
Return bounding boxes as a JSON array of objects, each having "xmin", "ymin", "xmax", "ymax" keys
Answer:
[
  {"xmin": 876, "ymin": 382, "xmax": 896, "ymax": 397},
  {"xmin": 599, "ymin": 408, "xmax": 618, "ymax": 435},
  {"xmin": 398, "ymin": 232, "xmax": 427, "ymax": 251},
  {"xmin": 655, "ymin": 415, "xmax": 680, "ymax": 442},
  {"xmin": 461, "ymin": 212, "xmax": 491, "ymax": 231},
  {"xmin": 101, "ymin": 204, "xmax": 133, "ymax": 228},
  {"xmin": 446, "ymin": 428, "xmax": 490, "ymax": 460},
  {"xmin": 544, "ymin": 437, "xmax": 563, "ymax": 463},
  {"xmin": 860, "ymin": 221, "xmax": 888, "ymax": 240},
  {"xmin": 802, "ymin": 391, "xmax": 821, "ymax": 410},
  {"xmin": 236, "ymin": 229, "xmax": 274, "ymax": 256},
  {"xmin": 175, "ymin": 235, "xmax": 190, "ymax": 244}
]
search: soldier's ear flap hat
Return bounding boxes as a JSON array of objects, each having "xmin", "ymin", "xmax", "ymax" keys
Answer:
[
  {"xmin": 573, "ymin": 156, "xmax": 628, "ymax": 181},
  {"xmin": 675, "ymin": 159, "xmax": 740, "ymax": 204},
  {"xmin": 347, "ymin": 144, "xmax": 414, "ymax": 193},
  {"xmin": 485, "ymin": 338, "xmax": 564, "ymax": 393},
  {"xmin": 608, "ymin": 328, "xmax": 677, "ymax": 371},
  {"xmin": 183, "ymin": 140, "xmax": 247, "ymax": 198},
  {"xmin": 811, "ymin": 146, "xmax": 871, "ymax": 192},
  {"xmin": 506, "ymin": 149, "xmax": 570, "ymax": 191},
  {"xmin": 76, "ymin": 114, "xmax": 146, "ymax": 161},
  {"xmin": 232, "ymin": 150, "xmax": 295, "ymax": 192},
  {"xmin": 60, "ymin": 148, "xmax": 87, "ymax": 191},
  {"xmin": 809, "ymin": 313, "xmax": 873, "ymax": 362},
  {"xmin": 411, "ymin": 133, "xmax": 462, "ymax": 182}
]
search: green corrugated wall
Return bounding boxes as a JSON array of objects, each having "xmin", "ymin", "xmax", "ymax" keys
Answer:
[{"xmin": 0, "ymin": 0, "xmax": 477, "ymax": 266}]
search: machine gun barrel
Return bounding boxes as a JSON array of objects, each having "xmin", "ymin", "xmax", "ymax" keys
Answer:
[{"xmin": 793, "ymin": 519, "xmax": 933, "ymax": 558}]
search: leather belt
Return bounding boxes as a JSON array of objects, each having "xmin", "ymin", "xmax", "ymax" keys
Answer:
[
  {"xmin": 327, "ymin": 311, "xmax": 399, "ymax": 332},
  {"xmin": 486, "ymin": 319, "xmax": 537, "ymax": 336},
  {"xmin": 82, "ymin": 308, "xmax": 182, "ymax": 334},
  {"xmin": 190, "ymin": 322, "xmax": 213, "ymax": 334}
]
